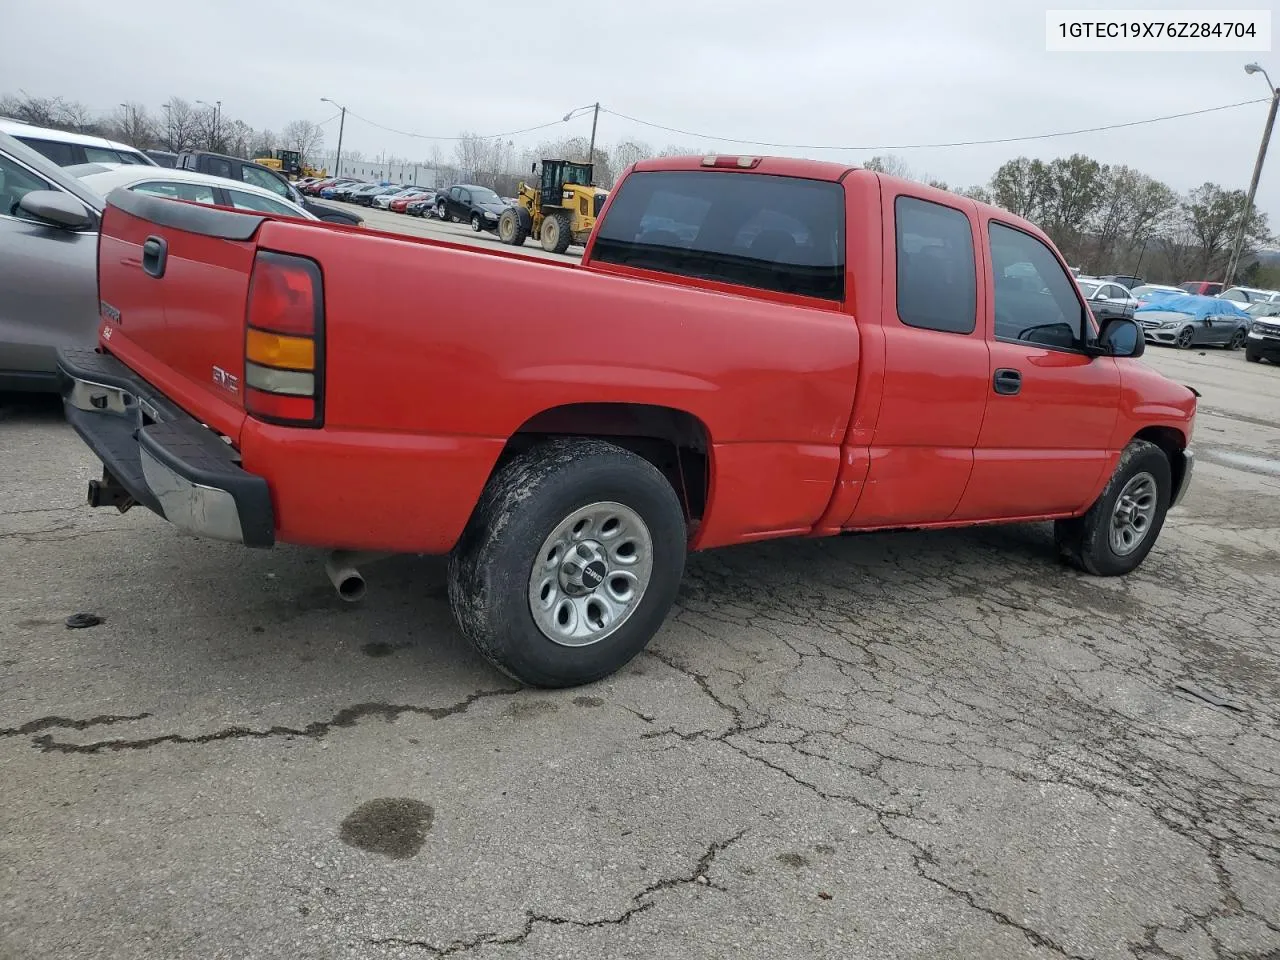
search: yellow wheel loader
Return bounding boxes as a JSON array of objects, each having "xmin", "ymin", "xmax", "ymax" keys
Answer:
[{"xmin": 497, "ymin": 159, "xmax": 608, "ymax": 254}]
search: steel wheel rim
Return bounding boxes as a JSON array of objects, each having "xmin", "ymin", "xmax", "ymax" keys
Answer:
[
  {"xmin": 528, "ymin": 501, "xmax": 654, "ymax": 648},
  {"xmin": 1178, "ymin": 329, "xmax": 1193, "ymax": 348},
  {"xmin": 1110, "ymin": 471, "xmax": 1158, "ymax": 556}
]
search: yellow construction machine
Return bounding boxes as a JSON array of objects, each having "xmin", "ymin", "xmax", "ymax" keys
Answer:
[
  {"xmin": 251, "ymin": 149, "xmax": 323, "ymax": 180},
  {"xmin": 497, "ymin": 159, "xmax": 608, "ymax": 254}
]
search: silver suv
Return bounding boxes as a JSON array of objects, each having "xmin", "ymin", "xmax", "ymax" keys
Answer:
[{"xmin": 0, "ymin": 130, "xmax": 102, "ymax": 392}]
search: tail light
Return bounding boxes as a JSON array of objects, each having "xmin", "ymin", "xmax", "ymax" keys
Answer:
[{"xmin": 244, "ymin": 250, "xmax": 324, "ymax": 427}]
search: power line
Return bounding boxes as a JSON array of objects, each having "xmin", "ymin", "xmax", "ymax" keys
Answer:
[
  {"xmin": 340, "ymin": 107, "xmax": 569, "ymax": 141},
  {"xmin": 600, "ymin": 97, "xmax": 1272, "ymax": 151}
]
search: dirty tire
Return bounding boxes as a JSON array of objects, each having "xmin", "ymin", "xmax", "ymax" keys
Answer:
[
  {"xmin": 498, "ymin": 206, "xmax": 531, "ymax": 245},
  {"xmin": 540, "ymin": 211, "xmax": 573, "ymax": 254},
  {"xmin": 447, "ymin": 439, "xmax": 686, "ymax": 688},
  {"xmin": 1054, "ymin": 439, "xmax": 1172, "ymax": 577}
]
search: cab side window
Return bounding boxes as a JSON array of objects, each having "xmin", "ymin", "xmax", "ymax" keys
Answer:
[
  {"xmin": 243, "ymin": 164, "xmax": 288, "ymax": 197},
  {"xmin": 895, "ymin": 196, "xmax": 977, "ymax": 335},
  {"xmin": 990, "ymin": 222, "xmax": 1085, "ymax": 350}
]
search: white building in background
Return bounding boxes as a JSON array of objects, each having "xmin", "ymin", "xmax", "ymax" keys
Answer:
[{"xmin": 315, "ymin": 151, "xmax": 445, "ymax": 187}]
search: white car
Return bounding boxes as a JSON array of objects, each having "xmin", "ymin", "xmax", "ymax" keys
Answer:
[
  {"xmin": 0, "ymin": 118, "xmax": 155, "ymax": 167},
  {"xmin": 69, "ymin": 164, "xmax": 317, "ymax": 220},
  {"xmin": 1129, "ymin": 283, "xmax": 1183, "ymax": 308},
  {"xmin": 1220, "ymin": 286, "xmax": 1280, "ymax": 304},
  {"xmin": 372, "ymin": 186, "xmax": 424, "ymax": 210}
]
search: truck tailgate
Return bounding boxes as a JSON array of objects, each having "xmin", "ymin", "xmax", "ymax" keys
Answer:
[{"xmin": 97, "ymin": 188, "xmax": 264, "ymax": 444}]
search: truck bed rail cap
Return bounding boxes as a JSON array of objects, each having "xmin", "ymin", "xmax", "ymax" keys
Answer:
[{"xmin": 106, "ymin": 186, "xmax": 266, "ymax": 241}]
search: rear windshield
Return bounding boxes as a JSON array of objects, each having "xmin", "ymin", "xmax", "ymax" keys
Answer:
[{"xmin": 591, "ymin": 170, "xmax": 845, "ymax": 301}]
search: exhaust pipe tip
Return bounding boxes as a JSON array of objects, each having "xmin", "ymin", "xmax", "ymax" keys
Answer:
[
  {"xmin": 324, "ymin": 550, "xmax": 391, "ymax": 603},
  {"xmin": 335, "ymin": 571, "xmax": 366, "ymax": 603}
]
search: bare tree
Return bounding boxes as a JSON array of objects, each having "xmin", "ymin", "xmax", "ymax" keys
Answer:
[
  {"xmin": 282, "ymin": 119, "xmax": 325, "ymax": 167},
  {"xmin": 249, "ymin": 127, "xmax": 275, "ymax": 160},
  {"xmin": 110, "ymin": 102, "xmax": 155, "ymax": 149},
  {"xmin": 863, "ymin": 155, "xmax": 914, "ymax": 178},
  {"xmin": 164, "ymin": 98, "xmax": 200, "ymax": 152},
  {"xmin": 192, "ymin": 103, "xmax": 221, "ymax": 151},
  {"xmin": 61, "ymin": 100, "xmax": 96, "ymax": 133}
]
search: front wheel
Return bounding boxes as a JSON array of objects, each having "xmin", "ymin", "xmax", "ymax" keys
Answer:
[
  {"xmin": 1054, "ymin": 439, "xmax": 1172, "ymax": 576},
  {"xmin": 1176, "ymin": 327, "xmax": 1194, "ymax": 349},
  {"xmin": 1246, "ymin": 349, "xmax": 1262, "ymax": 363},
  {"xmin": 448, "ymin": 439, "xmax": 687, "ymax": 688},
  {"xmin": 471, "ymin": 213, "xmax": 482, "ymax": 232}
]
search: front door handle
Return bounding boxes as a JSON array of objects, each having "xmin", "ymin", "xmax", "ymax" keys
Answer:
[{"xmin": 993, "ymin": 368, "xmax": 1022, "ymax": 396}]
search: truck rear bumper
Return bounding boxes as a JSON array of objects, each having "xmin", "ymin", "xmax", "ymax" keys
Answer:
[{"xmin": 56, "ymin": 348, "xmax": 275, "ymax": 548}]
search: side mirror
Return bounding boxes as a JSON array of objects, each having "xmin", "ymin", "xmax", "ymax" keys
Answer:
[
  {"xmin": 1096, "ymin": 316, "xmax": 1144, "ymax": 358},
  {"xmin": 1093, "ymin": 294, "xmax": 1110, "ymax": 302},
  {"xmin": 17, "ymin": 190, "xmax": 95, "ymax": 230}
]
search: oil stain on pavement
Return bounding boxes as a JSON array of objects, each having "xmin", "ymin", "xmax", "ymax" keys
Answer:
[{"xmin": 339, "ymin": 798, "xmax": 434, "ymax": 859}]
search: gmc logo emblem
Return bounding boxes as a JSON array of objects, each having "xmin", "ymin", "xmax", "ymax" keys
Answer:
[{"xmin": 212, "ymin": 366, "xmax": 240, "ymax": 395}]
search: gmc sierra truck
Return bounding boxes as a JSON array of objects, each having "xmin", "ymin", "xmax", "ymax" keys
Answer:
[{"xmin": 58, "ymin": 155, "xmax": 1196, "ymax": 687}]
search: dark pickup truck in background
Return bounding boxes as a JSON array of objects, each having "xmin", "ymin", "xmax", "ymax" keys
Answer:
[{"xmin": 176, "ymin": 151, "xmax": 362, "ymax": 227}]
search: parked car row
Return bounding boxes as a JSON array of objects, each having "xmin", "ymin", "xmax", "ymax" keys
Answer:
[
  {"xmin": 300, "ymin": 177, "xmax": 515, "ymax": 233},
  {"xmin": 1071, "ymin": 270, "xmax": 1280, "ymax": 362}
]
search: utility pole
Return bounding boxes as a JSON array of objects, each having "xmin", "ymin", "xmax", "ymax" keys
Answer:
[
  {"xmin": 1224, "ymin": 63, "xmax": 1279, "ymax": 287},
  {"xmin": 320, "ymin": 98, "xmax": 348, "ymax": 179},
  {"xmin": 163, "ymin": 102, "xmax": 172, "ymax": 151},
  {"xmin": 588, "ymin": 101, "xmax": 599, "ymax": 169}
]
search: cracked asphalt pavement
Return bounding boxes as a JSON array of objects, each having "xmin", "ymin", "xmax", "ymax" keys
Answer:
[{"xmin": 2, "ymin": 347, "xmax": 1279, "ymax": 960}]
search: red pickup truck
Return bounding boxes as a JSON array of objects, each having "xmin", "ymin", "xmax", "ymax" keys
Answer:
[{"xmin": 59, "ymin": 155, "xmax": 1196, "ymax": 687}]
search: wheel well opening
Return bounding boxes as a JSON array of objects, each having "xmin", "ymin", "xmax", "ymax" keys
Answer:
[
  {"xmin": 1134, "ymin": 426, "xmax": 1186, "ymax": 495},
  {"xmin": 502, "ymin": 403, "xmax": 711, "ymax": 527}
]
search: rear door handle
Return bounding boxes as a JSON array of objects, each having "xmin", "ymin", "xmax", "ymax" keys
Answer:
[
  {"xmin": 993, "ymin": 368, "xmax": 1022, "ymax": 396},
  {"xmin": 141, "ymin": 235, "xmax": 168, "ymax": 278}
]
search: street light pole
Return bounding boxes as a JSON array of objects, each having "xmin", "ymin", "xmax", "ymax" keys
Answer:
[
  {"xmin": 1224, "ymin": 63, "xmax": 1279, "ymax": 287},
  {"xmin": 322, "ymin": 98, "xmax": 347, "ymax": 178}
]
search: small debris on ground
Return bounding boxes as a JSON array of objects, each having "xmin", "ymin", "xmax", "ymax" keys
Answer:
[{"xmin": 65, "ymin": 613, "xmax": 104, "ymax": 630}]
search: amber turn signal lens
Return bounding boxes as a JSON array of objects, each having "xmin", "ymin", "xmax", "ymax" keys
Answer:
[{"xmin": 245, "ymin": 328, "xmax": 315, "ymax": 371}]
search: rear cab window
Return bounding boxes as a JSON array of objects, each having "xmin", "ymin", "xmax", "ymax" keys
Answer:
[
  {"xmin": 591, "ymin": 170, "xmax": 845, "ymax": 301},
  {"xmin": 894, "ymin": 196, "xmax": 977, "ymax": 334}
]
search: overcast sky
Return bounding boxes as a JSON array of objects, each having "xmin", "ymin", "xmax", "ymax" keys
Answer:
[{"xmin": 4, "ymin": 0, "xmax": 1277, "ymax": 229}]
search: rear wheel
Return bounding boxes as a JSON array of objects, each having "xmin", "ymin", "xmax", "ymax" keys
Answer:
[
  {"xmin": 498, "ymin": 206, "xmax": 531, "ymax": 245},
  {"xmin": 540, "ymin": 211, "xmax": 573, "ymax": 254},
  {"xmin": 1228, "ymin": 328, "xmax": 1246, "ymax": 350},
  {"xmin": 448, "ymin": 439, "xmax": 687, "ymax": 688},
  {"xmin": 1176, "ymin": 327, "xmax": 1194, "ymax": 349},
  {"xmin": 1054, "ymin": 439, "xmax": 1172, "ymax": 576}
]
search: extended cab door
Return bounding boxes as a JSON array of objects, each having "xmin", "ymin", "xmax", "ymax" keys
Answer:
[
  {"xmin": 845, "ymin": 192, "xmax": 990, "ymax": 526},
  {"xmin": 950, "ymin": 219, "xmax": 1120, "ymax": 520}
]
